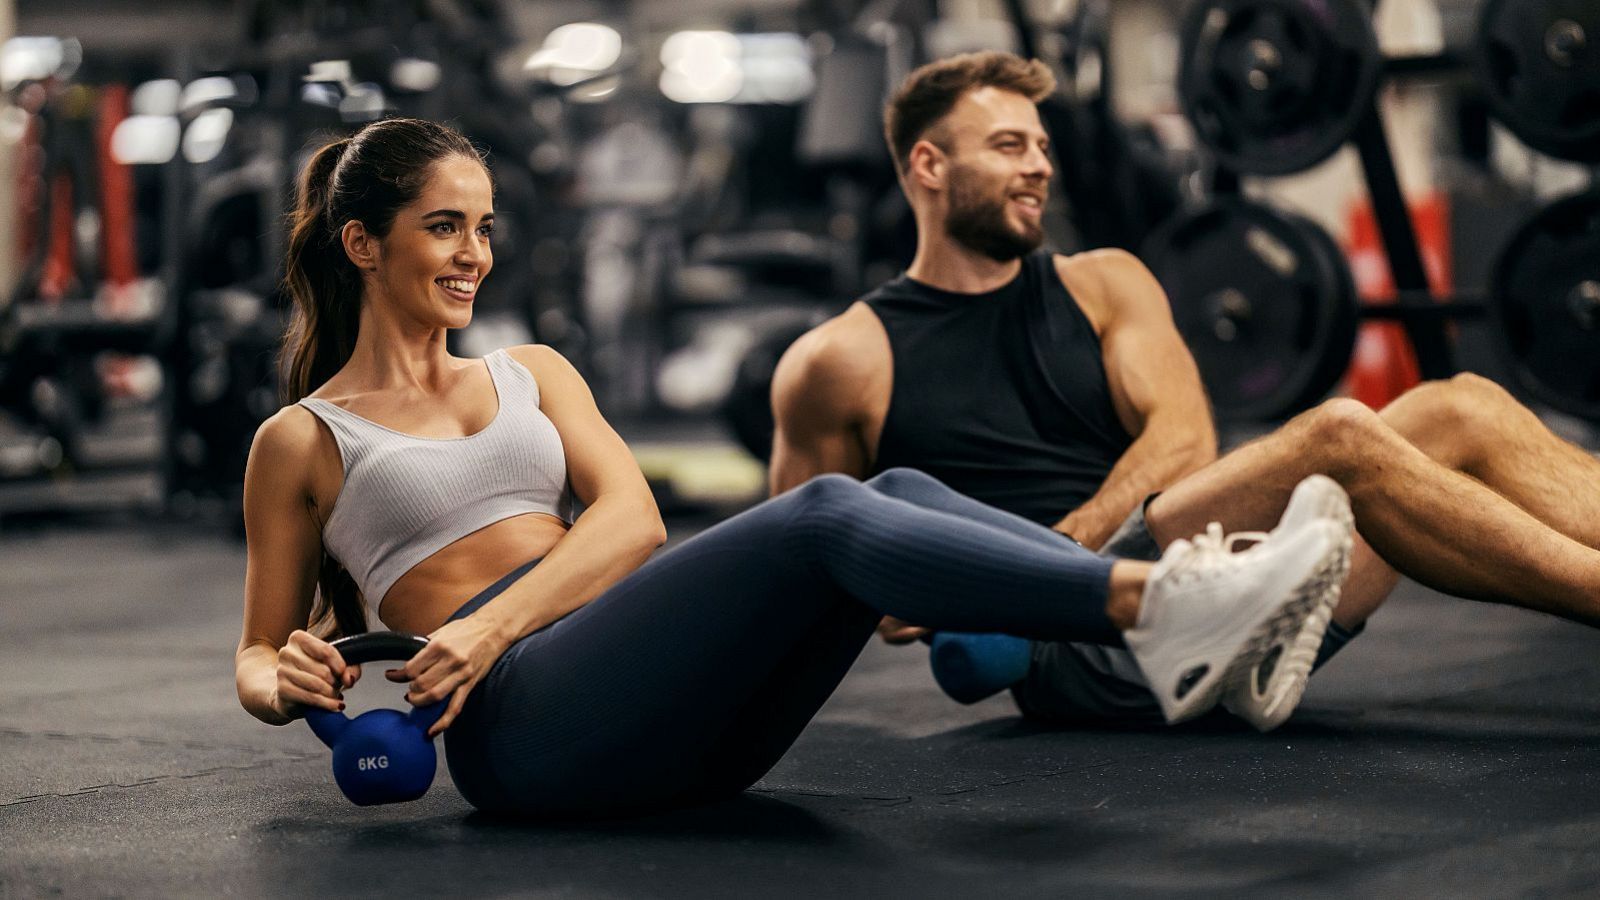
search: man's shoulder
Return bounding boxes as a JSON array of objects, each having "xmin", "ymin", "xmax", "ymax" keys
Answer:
[
  {"xmin": 773, "ymin": 304, "xmax": 890, "ymax": 419},
  {"xmin": 1052, "ymin": 247, "xmax": 1146, "ymax": 291},
  {"xmin": 1051, "ymin": 248, "xmax": 1164, "ymax": 332},
  {"xmin": 787, "ymin": 303, "xmax": 890, "ymax": 381}
]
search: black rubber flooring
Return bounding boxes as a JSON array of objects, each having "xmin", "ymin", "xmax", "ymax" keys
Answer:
[{"xmin": 5, "ymin": 520, "xmax": 1600, "ymax": 898}]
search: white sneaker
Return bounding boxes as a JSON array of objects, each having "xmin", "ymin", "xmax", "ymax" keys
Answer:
[
  {"xmin": 1222, "ymin": 475, "xmax": 1355, "ymax": 732},
  {"xmin": 1123, "ymin": 515, "xmax": 1352, "ymax": 725}
]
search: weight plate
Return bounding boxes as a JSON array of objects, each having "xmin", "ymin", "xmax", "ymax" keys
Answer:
[
  {"xmin": 1178, "ymin": 0, "xmax": 1382, "ymax": 175},
  {"xmin": 1143, "ymin": 198, "xmax": 1360, "ymax": 422},
  {"xmin": 1476, "ymin": 0, "xmax": 1600, "ymax": 162},
  {"xmin": 1490, "ymin": 191, "xmax": 1600, "ymax": 422}
]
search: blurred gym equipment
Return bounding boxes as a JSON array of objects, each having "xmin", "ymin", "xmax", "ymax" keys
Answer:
[{"xmin": 1155, "ymin": 0, "xmax": 1599, "ymax": 425}]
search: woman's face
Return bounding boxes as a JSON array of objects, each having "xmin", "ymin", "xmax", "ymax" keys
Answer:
[{"xmin": 372, "ymin": 154, "xmax": 495, "ymax": 330}]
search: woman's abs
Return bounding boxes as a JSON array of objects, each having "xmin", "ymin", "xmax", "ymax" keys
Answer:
[{"xmin": 377, "ymin": 513, "xmax": 569, "ymax": 633}]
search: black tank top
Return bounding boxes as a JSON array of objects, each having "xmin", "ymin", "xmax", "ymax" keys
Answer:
[{"xmin": 864, "ymin": 251, "xmax": 1133, "ymax": 527}]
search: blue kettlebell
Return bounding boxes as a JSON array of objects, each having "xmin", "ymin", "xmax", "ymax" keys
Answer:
[
  {"xmin": 304, "ymin": 632, "xmax": 446, "ymax": 806},
  {"xmin": 928, "ymin": 632, "xmax": 1033, "ymax": 704}
]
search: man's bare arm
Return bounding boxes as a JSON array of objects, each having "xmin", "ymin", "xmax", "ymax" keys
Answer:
[
  {"xmin": 768, "ymin": 314, "xmax": 877, "ymax": 494},
  {"xmin": 1054, "ymin": 251, "xmax": 1217, "ymax": 549}
]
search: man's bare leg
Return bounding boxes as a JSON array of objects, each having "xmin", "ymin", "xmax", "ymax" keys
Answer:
[
  {"xmin": 1312, "ymin": 373, "xmax": 1600, "ymax": 629},
  {"xmin": 1306, "ymin": 374, "xmax": 1600, "ymax": 628},
  {"xmin": 1143, "ymin": 397, "xmax": 1600, "ymax": 627},
  {"xmin": 1380, "ymin": 373, "xmax": 1600, "ymax": 550}
]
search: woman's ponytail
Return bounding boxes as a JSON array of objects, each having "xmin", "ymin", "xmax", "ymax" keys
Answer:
[{"xmin": 281, "ymin": 137, "xmax": 358, "ymax": 405}]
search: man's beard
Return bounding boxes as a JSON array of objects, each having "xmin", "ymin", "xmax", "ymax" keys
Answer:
[{"xmin": 944, "ymin": 168, "xmax": 1045, "ymax": 262}]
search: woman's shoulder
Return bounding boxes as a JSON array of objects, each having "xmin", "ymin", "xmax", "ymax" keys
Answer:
[
  {"xmin": 502, "ymin": 343, "xmax": 566, "ymax": 368},
  {"xmin": 251, "ymin": 403, "xmax": 333, "ymax": 466},
  {"xmin": 502, "ymin": 344, "xmax": 581, "ymax": 382},
  {"xmin": 245, "ymin": 404, "xmax": 343, "ymax": 528}
]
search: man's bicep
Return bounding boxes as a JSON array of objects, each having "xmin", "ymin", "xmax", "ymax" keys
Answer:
[
  {"xmin": 1099, "ymin": 257, "xmax": 1213, "ymax": 435},
  {"xmin": 768, "ymin": 339, "xmax": 869, "ymax": 494},
  {"xmin": 1109, "ymin": 312, "xmax": 1209, "ymax": 420},
  {"xmin": 769, "ymin": 424, "xmax": 865, "ymax": 494}
]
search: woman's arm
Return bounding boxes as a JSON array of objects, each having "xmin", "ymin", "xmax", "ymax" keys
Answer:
[
  {"xmin": 393, "ymin": 345, "xmax": 667, "ymax": 735},
  {"xmin": 478, "ymin": 344, "xmax": 668, "ymax": 637},
  {"xmin": 235, "ymin": 407, "xmax": 356, "ymax": 725}
]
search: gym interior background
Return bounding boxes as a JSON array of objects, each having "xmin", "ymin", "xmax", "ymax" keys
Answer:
[{"xmin": 4, "ymin": 0, "xmax": 1600, "ymax": 896}]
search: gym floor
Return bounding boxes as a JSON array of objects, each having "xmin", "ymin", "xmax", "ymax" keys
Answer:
[{"xmin": 6, "ymin": 516, "xmax": 1600, "ymax": 898}]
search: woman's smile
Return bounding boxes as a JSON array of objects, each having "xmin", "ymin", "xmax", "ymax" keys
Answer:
[{"xmin": 436, "ymin": 274, "xmax": 478, "ymax": 302}]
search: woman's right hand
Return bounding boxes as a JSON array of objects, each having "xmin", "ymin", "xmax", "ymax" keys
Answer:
[{"xmin": 270, "ymin": 630, "xmax": 361, "ymax": 719}]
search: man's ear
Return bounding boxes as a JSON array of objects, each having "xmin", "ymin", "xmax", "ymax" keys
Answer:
[
  {"xmin": 907, "ymin": 140, "xmax": 948, "ymax": 193},
  {"xmin": 340, "ymin": 220, "xmax": 379, "ymax": 272}
]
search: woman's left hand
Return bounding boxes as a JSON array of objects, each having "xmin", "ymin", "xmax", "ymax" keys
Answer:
[{"xmin": 386, "ymin": 617, "xmax": 508, "ymax": 737}]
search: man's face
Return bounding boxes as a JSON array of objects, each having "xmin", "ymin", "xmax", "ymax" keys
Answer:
[{"xmin": 930, "ymin": 87, "xmax": 1053, "ymax": 261}]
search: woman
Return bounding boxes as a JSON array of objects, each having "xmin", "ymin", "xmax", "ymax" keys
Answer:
[{"xmin": 234, "ymin": 118, "xmax": 1349, "ymax": 817}]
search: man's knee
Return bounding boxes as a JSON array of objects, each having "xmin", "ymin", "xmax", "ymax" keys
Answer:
[
  {"xmin": 1293, "ymin": 398, "xmax": 1390, "ymax": 470},
  {"xmin": 1444, "ymin": 372, "xmax": 1529, "ymax": 428},
  {"xmin": 1446, "ymin": 371, "xmax": 1506, "ymax": 398},
  {"xmin": 1403, "ymin": 371, "xmax": 1515, "ymax": 414},
  {"xmin": 1382, "ymin": 373, "xmax": 1520, "ymax": 466}
]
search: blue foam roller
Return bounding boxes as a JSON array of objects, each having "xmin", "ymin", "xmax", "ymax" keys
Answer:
[{"xmin": 929, "ymin": 632, "xmax": 1032, "ymax": 704}]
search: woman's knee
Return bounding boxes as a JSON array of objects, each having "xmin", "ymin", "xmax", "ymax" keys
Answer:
[
  {"xmin": 782, "ymin": 473, "xmax": 867, "ymax": 523},
  {"xmin": 863, "ymin": 467, "xmax": 940, "ymax": 497},
  {"xmin": 780, "ymin": 474, "xmax": 880, "ymax": 559},
  {"xmin": 793, "ymin": 472, "xmax": 861, "ymax": 500}
]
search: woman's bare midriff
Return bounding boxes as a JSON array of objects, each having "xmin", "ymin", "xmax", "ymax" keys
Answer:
[{"xmin": 377, "ymin": 512, "xmax": 571, "ymax": 634}]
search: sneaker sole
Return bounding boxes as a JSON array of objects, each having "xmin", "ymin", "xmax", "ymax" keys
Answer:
[
  {"xmin": 1230, "ymin": 525, "xmax": 1353, "ymax": 731},
  {"xmin": 1165, "ymin": 523, "xmax": 1352, "ymax": 724},
  {"xmin": 1229, "ymin": 492, "xmax": 1357, "ymax": 731}
]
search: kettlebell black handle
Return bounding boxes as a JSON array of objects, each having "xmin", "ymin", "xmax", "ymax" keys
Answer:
[{"xmin": 328, "ymin": 632, "xmax": 429, "ymax": 665}]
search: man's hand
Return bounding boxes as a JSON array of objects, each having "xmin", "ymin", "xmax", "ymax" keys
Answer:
[
  {"xmin": 1054, "ymin": 509, "xmax": 1113, "ymax": 551},
  {"xmin": 876, "ymin": 615, "xmax": 932, "ymax": 645}
]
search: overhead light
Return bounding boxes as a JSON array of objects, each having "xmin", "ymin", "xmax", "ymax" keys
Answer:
[
  {"xmin": 733, "ymin": 33, "xmax": 813, "ymax": 104},
  {"xmin": 390, "ymin": 58, "xmax": 442, "ymax": 93},
  {"xmin": 181, "ymin": 107, "xmax": 233, "ymax": 164},
  {"xmin": 659, "ymin": 32, "xmax": 813, "ymax": 105},
  {"xmin": 132, "ymin": 79, "xmax": 181, "ymax": 116},
  {"xmin": 179, "ymin": 76, "xmax": 237, "ymax": 114},
  {"xmin": 305, "ymin": 59, "xmax": 353, "ymax": 86},
  {"xmin": 301, "ymin": 83, "xmax": 341, "ymax": 109},
  {"xmin": 0, "ymin": 37, "xmax": 81, "ymax": 90},
  {"xmin": 660, "ymin": 30, "xmax": 741, "ymax": 68},
  {"xmin": 338, "ymin": 83, "xmax": 386, "ymax": 122},
  {"xmin": 659, "ymin": 31, "xmax": 741, "ymax": 104},
  {"xmin": 112, "ymin": 115, "xmax": 181, "ymax": 165},
  {"xmin": 525, "ymin": 23, "xmax": 622, "ymax": 86}
]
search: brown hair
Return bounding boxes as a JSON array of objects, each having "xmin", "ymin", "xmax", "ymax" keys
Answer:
[
  {"xmin": 882, "ymin": 51, "xmax": 1056, "ymax": 176},
  {"xmin": 279, "ymin": 117, "xmax": 486, "ymax": 637}
]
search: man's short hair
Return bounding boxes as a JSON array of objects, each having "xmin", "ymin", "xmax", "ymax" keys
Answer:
[{"xmin": 883, "ymin": 51, "xmax": 1056, "ymax": 177}]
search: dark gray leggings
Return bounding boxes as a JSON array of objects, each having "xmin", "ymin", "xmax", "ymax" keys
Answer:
[{"xmin": 441, "ymin": 469, "xmax": 1119, "ymax": 817}]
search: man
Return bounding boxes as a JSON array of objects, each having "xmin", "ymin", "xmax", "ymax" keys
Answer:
[{"xmin": 769, "ymin": 51, "xmax": 1600, "ymax": 730}]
